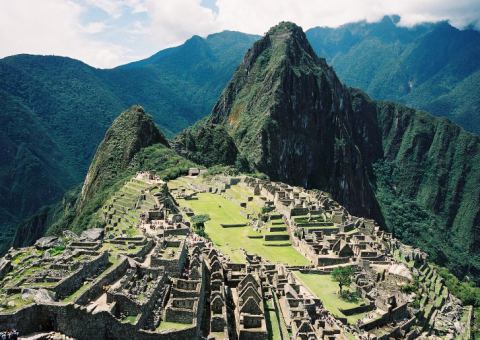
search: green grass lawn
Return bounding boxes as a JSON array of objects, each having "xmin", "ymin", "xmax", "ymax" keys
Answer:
[
  {"xmin": 180, "ymin": 192, "xmax": 309, "ymax": 265},
  {"xmin": 294, "ymin": 271, "xmax": 367, "ymax": 324},
  {"xmin": 63, "ymin": 281, "xmax": 92, "ymax": 303},
  {"xmin": 265, "ymin": 299, "xmax": 282, "ymax": 340},
  {"xmin": 121, "ymin": 314, "xmax": 138, "ymax": 324}
]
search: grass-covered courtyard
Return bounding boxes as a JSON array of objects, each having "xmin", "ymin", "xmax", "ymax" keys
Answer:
[
  {"xmin": 294, "ymin": 271, "xmax": 368, "ymax": 324},
  {"xmin": 179, "ymin": 191, "xmax": 309, "ymax": 265}
]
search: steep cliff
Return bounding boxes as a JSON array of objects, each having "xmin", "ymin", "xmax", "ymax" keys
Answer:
[{"xmin": 375, "ymin": 102, "xmax": 480, "ymax": 278}]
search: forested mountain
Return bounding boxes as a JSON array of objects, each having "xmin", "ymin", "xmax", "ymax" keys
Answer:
[
  {"xmin": 175, "ymin": 22, "xmax": 480, "ymax": 282},
  {"xmin": 306, "ymin": 15, "xmax": 480, "ymax": 134},
  {"xmin": 0, "ymin": 31, "xmax": 258, "ymax": 251}
]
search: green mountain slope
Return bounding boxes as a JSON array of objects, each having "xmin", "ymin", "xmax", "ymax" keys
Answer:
[
  {"xmin": 13, "ymin": 106, "xmax": 195, "ymax": 247},
  {"xmin": 78, "ymin": 105, "xmax": 168, "ymax": 211},
  {"xmin": 306, "ymin": 16, "xmax": 480, "ymax": 135},
  {"xmin": 0, "ymin": 89, "xmax": 76, "ymax": 252},
  {"xmin": 175, "ymin": 22, "xmax": 480, "ymax": 282},
  {"xmin": 0, "ymin": 31, "xmax": 257, "ymax": 251},
  {"xmin": 375, "ymin": 102, "xmax": 480, "ymax": 278}
]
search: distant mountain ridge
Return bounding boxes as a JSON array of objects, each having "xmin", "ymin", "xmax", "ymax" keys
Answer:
[{"xmin": 306, "ymin": 16, "xmax": 480, "ymax": 134}]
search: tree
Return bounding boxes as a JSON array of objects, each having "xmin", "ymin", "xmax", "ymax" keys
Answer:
[
  {"xmin": 235, "ymin": 154, "xmax": 251, "ymax": 173},
  {"xmin": 331, "ymin": 266, "xmax": 354, "ymax": 294},
  {"xmin": 191, "ymin": 214, "xmax": 210, "ymax": 229}
]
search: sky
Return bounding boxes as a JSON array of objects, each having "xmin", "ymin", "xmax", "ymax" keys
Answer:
[{"xmin": 0, "ymin": 0, "xmax": 479, "ymax": 68}]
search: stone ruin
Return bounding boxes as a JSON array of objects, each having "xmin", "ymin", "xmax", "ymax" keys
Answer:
[{"xmin": 0, "ymin": 172, "xmax": 473, "ymax": 340}]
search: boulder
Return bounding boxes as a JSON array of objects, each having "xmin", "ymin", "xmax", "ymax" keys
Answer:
[
  {"xmin": 80, "ymin": 228, "xmax": 104, "ymax": 241},
  {"xmin": 22, "ymin": 288, "xmax": 56, "ymax": 304},
  {"xmin": 34, "ymin": 236, "xmax": 59, "ymax": 250}
]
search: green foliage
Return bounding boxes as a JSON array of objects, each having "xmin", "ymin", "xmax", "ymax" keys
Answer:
[
  {"xmin": 435, "ymin": 266, "xmax": 480, "ymax": 307},
  {"xmin": 245, "ymin": 172, "xmax": 269, "ymax": 180},
  {"xmin": 235, "ymin": 154, "xmax": 251, "ymax": 173},
  {"xmin": 22, "ymin": 142, "xmax": 197, "ymax": 240},
  {"xmin": 190, "ymin": 214, "xmax": 209, "ymax": 237},
  {"xmin": 175, "ymin": 123, "xmax": 239, "ymax": 167},
  {"xmin": 70, "ymin": 143, "xmax": 196, "ymax": 234},
  {"xmin": 48, "ymin": 244, "xmax": 66, "ymax": 257},
  {"xmin": 373, "ymin": 161, "xmax": 441, "ymax": 247},
  {"xmin": 204, "ymin": 165, "xmax": 239, "ymax": 177},
  {"xmin": 400, "ymin": 278, "xmax": 420, "ymax": 294},
  {"xmin": 373, "ymin": 111, "xmax": 480, "ymax": 283},
  {"xmin": 331, "ymin": 266, "xmax": 354, "ymax": 292},
  {"xmin": 261, "ymin": 206, "xmax": 274, "ymax": 214},
  {"xmin": 191, "ymin": 214, "xmax": 210, "ymax": 226},
  {"xmin": 340, "ymin": 290, "xmax": 360, "ymax": 303}
]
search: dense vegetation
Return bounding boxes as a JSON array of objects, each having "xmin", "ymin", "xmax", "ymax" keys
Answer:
[{"xmin": 375, "ymin": 102, "xmax": 480, "ymax": 282}]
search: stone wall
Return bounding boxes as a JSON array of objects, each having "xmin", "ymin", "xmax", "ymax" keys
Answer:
[
  {"xmin": 164, "ymin": 304, "xmax": 196, "ymax": 324},
  {"xmin": 316, "ymin": 256, "xmax": 350, "ymax": 266},
  {"xmin": 339, "ymin": 302, "xmax": 375, "ymax": 316},
  {"xmin": 133, "ymin": 239, "xmax": 154, "ymax": 260},
  {"xmin": 361, "ymin": 303, "xmax": 409, "ymax": 331},
  {"xmin": 136, "ymin": 273, "xmax": 167, "ymax": 329},
  {"xmin": 264, "ymin": 234, "xmax": 289, "ymax": 241},
  {"xmin": 75, "ymin": 257, "xmax": 129, "ymax": 305},
  {"xmin": 151, "ymin": 241, "xmax": 187, "ymax": 277},
  {"xmin": 0, "ymin": 302, "xmax": 197, "ymax": 340},
  {"xmin": 109, "ymin": 291, "xmax": 141, "ymax": 316},
  {"xmin": 220, "ymin": 223, "xmax": 247, "ymax": 228},
  {"xmin": 210, "ymin": 315, "xmax": 226, "ymax": 332},
  {"xmin": 53, "ymin": 251, "xmax": 109, "ymax": 299},
  {"xmin": 0, "ymin": 258, "xmax": 12, "ymax": 280}
]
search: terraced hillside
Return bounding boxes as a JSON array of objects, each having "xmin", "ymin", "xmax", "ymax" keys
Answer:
[{"xmin": 103, "ymin": 176, "xmax": 162, "ymax": 238}]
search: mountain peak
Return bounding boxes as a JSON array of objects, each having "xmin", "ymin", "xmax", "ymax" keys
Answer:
[
  {"xmin": 176, "ymin": 22, "xmax": 380, "ymax": 218},
  {"xmin": 267, "ymin": 21, "xmax": 304, "ymax": 35},
  {"xmin": 78, "ymin": 106, "xmax": 168, "ymax": 210},
  {"xmin": 243, "ymin": 21, "xmax": 320, "ymax": 67}
]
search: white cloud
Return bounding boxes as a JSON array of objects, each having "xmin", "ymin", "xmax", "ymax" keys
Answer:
[
  {"xmin": 140, "ymin": 0, "xmax": 480, "ymax": 51},
  {"xmin": 144, "ymin": 0, "xmax": 220, "ymax": 48},
  {"xmin": 0, "ymin": 0, "xmax": 479, "ymax": 68},
  {"xmin": 124, "ymin": 0, "xmax": 147, "ymax": 13},
  {"xmin": 82, "ymin": 21, "xmax": 108, "ymax": 34},
  {"xmin": 212, "ymin": 0, "xmax": 480, "ymax": 34},
  {"xmin": 84, "ymin": 0, "xmax": 123, "ymax": 18},
  {"xmin": 0, "ymin": 0, "xmax": 136, "ymax": 68}
]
